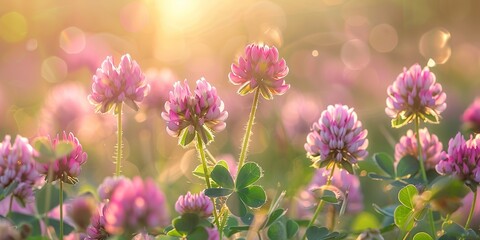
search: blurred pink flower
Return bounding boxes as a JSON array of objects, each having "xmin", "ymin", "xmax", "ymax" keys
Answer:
[
  {"xmin": 88, "ymin": 54, "xmax": 149, "ymax": 114},
  {"xmin": 175, "ymin": 191, "xmax": 213, "ymax": 218},
  {"xmin": 67, "ymin": 194, "xmax": 97, "ymax": 231},
  {"xmin": 281, "ymin": 92, "xmax": 319, "ymax": 146},
  {"xmin": 0, "ymin": 135, "xmax": 40, "ymax": 204},
  {"xmin": 229, "ymin": 43, "xmax": 289, "ymax": 100},
  {"xmin": 305, "ymin": 104, "xmax": 368, "ymax": 172},
  {"xmin": 162, "ymin": 78, "xmax": 228, "ymax": 145},
  {"xmin": 386, "ymin": 64, "xmax": 446, "ymax": 126},
  {"xmin": 206, "ymin": 227, "xmax": 220, "ymax": 240},
  {"xmin": 395, "ymin": 128, "xmax": 444, "ymax": 170},
  {"xmin": 97, "ymin": 176, "xmax": 129, "ymax": 201},
  {"xmin": 85, "ymin": 204, "xmax": 110, "ymax": 240},
  {"xmin": 37, "ymin": 132, "xmax": 87, "ymax": 184},
  {"xmin": 104, "ymin": 177, "xmax": 168, "ymax": 235},
  {"xmin": 39, "ymin": 83, "xmax": 90, "ymax": 135},
  {"xmin": 142, "ymin": 68, "xmax": 177, "ymax": 113},
  {"xmin": 298, "ymin": 168, "xmax": 363, "ymax": 217},
  {"xmin": 462, "ymin": 97, "xmax": 480, "ymax": 133},
  {"xmin": 436, "ymin": 133, "xmax": 480, "ymax": 186}
]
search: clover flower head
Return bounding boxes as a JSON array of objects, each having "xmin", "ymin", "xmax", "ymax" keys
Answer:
[
  {"xmin": 88, "ymin": 54, "xmax": 149, "ymax": 114},
  {"xmin": 162, "ymin": 78, "xmax": 228, "ymax": 146},
  {"xmin": 39, "ymin": 83, "xmax": 90, "ymax": 135},
  {"xmin": 386, "ymin": 64, "xmax": 446, "ymax": 127},
  {"xmin": 436, "ymin": 133, "xmax": 480, "ymax": 188},
  {"xmin": 0, "ymin": 135, "xmax": 39, "ymax": 204},
  {"xmin": 85, "ymin": 205, "xmax": 110, "ymax": 240},
  {"xmin": 37, "ymin": 132, "xmax": 87, "ymax": 184},
  {"xmin": 395, "ymin": 128, "xmax": 444, "ymax": 170},
  {"xmin": 305, "ymin": 104, "xmax": 368, "ymax": 173},
  {"xmin": 67, "ymin": 194, "xmax": 97, "ymax": 231},
  {"xmin": 462, "ymin": 97, "xmax": 480, "ymax": 133},
  {"xmin": 97, "ymin": 176, "xmax": 130, "ymax": 201},
  {"xmin": 104, "ymin": 177, "xmax": 168, "ymax": 235},
  {"xmin": 175, "ymin": 191, "xmax": 213, "ymax": 218},
  {"xmin": 229, "ymin": 43, "xmax": 289, "ymax": 100}
]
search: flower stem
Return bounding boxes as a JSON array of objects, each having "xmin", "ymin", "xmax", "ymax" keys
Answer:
[
  {"xmin": 59, "ymin": 180, "xmax": 64, "ymax": 240},
  {"xmin": 301, "ymin": 165, "xmax": 336, "ymax": 240},
  {"xmin": 414, "ymin": 117, "xmax": 428, "ymax": 184},
  {"xmin": 7, "ymin": 194, "xmax": 13, "ymax": 216},
  {"xmin": 465, "ymin": 190, "xmax": 477, "ymax": 229},
  {"xmin": 238, "ymin": 88, "xmax": 261, "ymax": 169},
  {"xmin": 195, "ymin": 133, "xmax": 220, "ymax": 230},
  {"xmin": 414, "ymin": 117, "xmax": 436, "ymax": 237},
  {"xmin": 115, "ymin": 103, "xmax": 123, "ymax": 177}
]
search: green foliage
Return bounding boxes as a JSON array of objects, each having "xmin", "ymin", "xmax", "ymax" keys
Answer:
[
  {"xmin": 178, "ymin": 128, "xmax": 196, "ymax": 147},
  {"xmin": 0, "ymin": 181, "xmax": 18, "ymax": 201},
  {"xmin": 394, "ymin": 184, "xmax": 421, "ymax": 232},
  {"xmin": 391, "ymin": 113, "xmax": 414, "ymax": 128},
  {"xmin": 168, "ymin": 213, "xmax": 213, "ymax": 239},
  {"xmin": 373, "ymin": 153, "xmax": 395, "ymax": 177},
  {"xmin": 35, "ymin": 185, "xmax": 67, "ymax": 215},
  {"xmin": 351, "ymin": 212, "xmax": 381, "ymax": 232},
  {"xmin": 413, "ymin": 232, "xmax": 433, "ymax": 240},
  {"xmin": 205, "ymin": 162, "xmax": 266, "ymax": 217},
  {"xmin": 305, "ymin": 226, "xmax": 347, "ymax": 240},
  {"xmin": 440, "ymin": 221, "xmax": 480, "ymax": 240},
  {"xmin": 396, "ymin": 155, "xmax": 419, "ymax": 178}
]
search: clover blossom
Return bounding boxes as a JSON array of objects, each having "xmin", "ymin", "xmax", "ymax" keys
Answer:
[
  {"xmin": 462, "ymin": 97, "xmax": 480, "ymax": 133},
  {"xmin": 395, "ymin": 128, "xmax": 444, "ymax": 170},
  {"xmin": 305, "ymin": 104, "xmax": 368, "ymax": 172},
  {"xmin": 386, "ymin": 64, "xmax": 446, "ymax": 127},
  {"xmin": 436, "ymin": 133, "xmax": 480, "ymax": 188},
  {"xmin": 229, "ymin": 43, "xmax": 289, "ymax": 100},
  {"xmin": 88, "ymin": 54, "xmax": 149, "ymax": 114},
  {"xmin": 162, "ymin": 78, "xmax": 228, "ymax": 145},
  {"xmin": 175, "ymin": 191, "xmax": 213, "ymax": 218},
  {"xmin": 0, "ymin": 135, "xmax": 40, "ymax": 204},
  {"xmin": 85, "ymin": 205, "xmax": 110, "ymax": 240},
  {"xmin": 104, "ymin": 177, "xmax": 168, "ymax": 235},
  {"xmin": 37, "ymin": 132, "xmax": 87, "ymax": 184}
]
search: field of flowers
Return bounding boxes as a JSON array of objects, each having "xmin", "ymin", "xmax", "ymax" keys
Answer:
[{"xmin": 1, "ymin": 0, "xmax": 480, "ymax": 239}]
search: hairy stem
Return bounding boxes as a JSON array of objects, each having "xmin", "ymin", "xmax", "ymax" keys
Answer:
[
  {"xmin": 414, "ymin": 117, "xmax": 436, "ymax": 237},
  {"xmin": 44, "ymin": 165, "xmax": 54, "ymax": 236},
  {"xmin": 115, "ymin": 103, "xmax": 123, "ymax": 177},
  {"xmin": 196, "ymin": 133, "xmax": 220, "ymax": 230},
  {"xmin": 238, "ymin": 88, "xmax": 261, "ymax": 169},
  {"xmin": 59, "ymin": 180, "xmax": 64, "ymax": 240},
  {"xmin": 465, "ymin": 190, "xmax": 477, "ymax": 229},
  {"xmin": 301, "ymin": 165, "xmax": 336, "ymax": 240}
]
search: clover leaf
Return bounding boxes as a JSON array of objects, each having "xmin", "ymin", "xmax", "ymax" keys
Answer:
[{"xmin": 205, "ymin": 162, "xmax": 267, "ymax": 217}]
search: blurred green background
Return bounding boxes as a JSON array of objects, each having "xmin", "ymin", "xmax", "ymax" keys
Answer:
[{"xmin": 1, "ymin": 0, "xmax": 479, "ymax": 232}]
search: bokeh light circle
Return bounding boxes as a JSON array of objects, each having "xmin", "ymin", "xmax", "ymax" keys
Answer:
[
  {"xmin": 341, "ymin": 39, "xmax": 370, "ymax": 70},
  {"xmin": 41, "ymin": 56, "xmax": 68, "ymax": 83},
  {"xmin": 369, "ymin": 24, "xmax": 398, "ymax": 53},
  {"xmin": 0, "ymin": 12, "xmax": 28, "ymax": 43},
  {"xmin": 419, "ymin": 27, "xmax": 451, "ymax": 64},
  {"xmin": 59, "ymin": 27, "xmax": 86, "ymax": 54}
]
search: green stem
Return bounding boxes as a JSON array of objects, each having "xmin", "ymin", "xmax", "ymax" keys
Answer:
[
  {"xmin": 195, "ymin": 134, "xmax": 220, "ymax": 229},
  {"xmin": 59, "ymin": 180, "xmax": 63, "ymax": 240},
  {"xmin": 414, "ymin": 117, "xmax": 428, "ymax": 184},
  {"xmin": 414, "ymin": 117, "xmax": 436, "ymax": 237},
  {"xmin": 301, "ymin": 165, "xmax": 336, "ymax": 240},
  {"xmin": 115, "ymin": 103, "xmax": 123, "ymax": 177},
  {"xmin": 219, "ymin": 209, "xmax": 228, "ymax": 240},
  {"xmin": 238, "ymin": 88, "xmax": 261, "ymax": 169},
  {"xmin": 465, "ymin": 190, "xmax": 477, "ymax": 229},
  {"xmin": 205, "ymin": 148, "xmax": 217, "ymax": 165},
  {"xmin": 7, "ymin": 194, "xmax": 13, "ymax": 216},
  {"xmin": 44, "ymin": 166, "xmax": 54, "ymax": 236}
]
